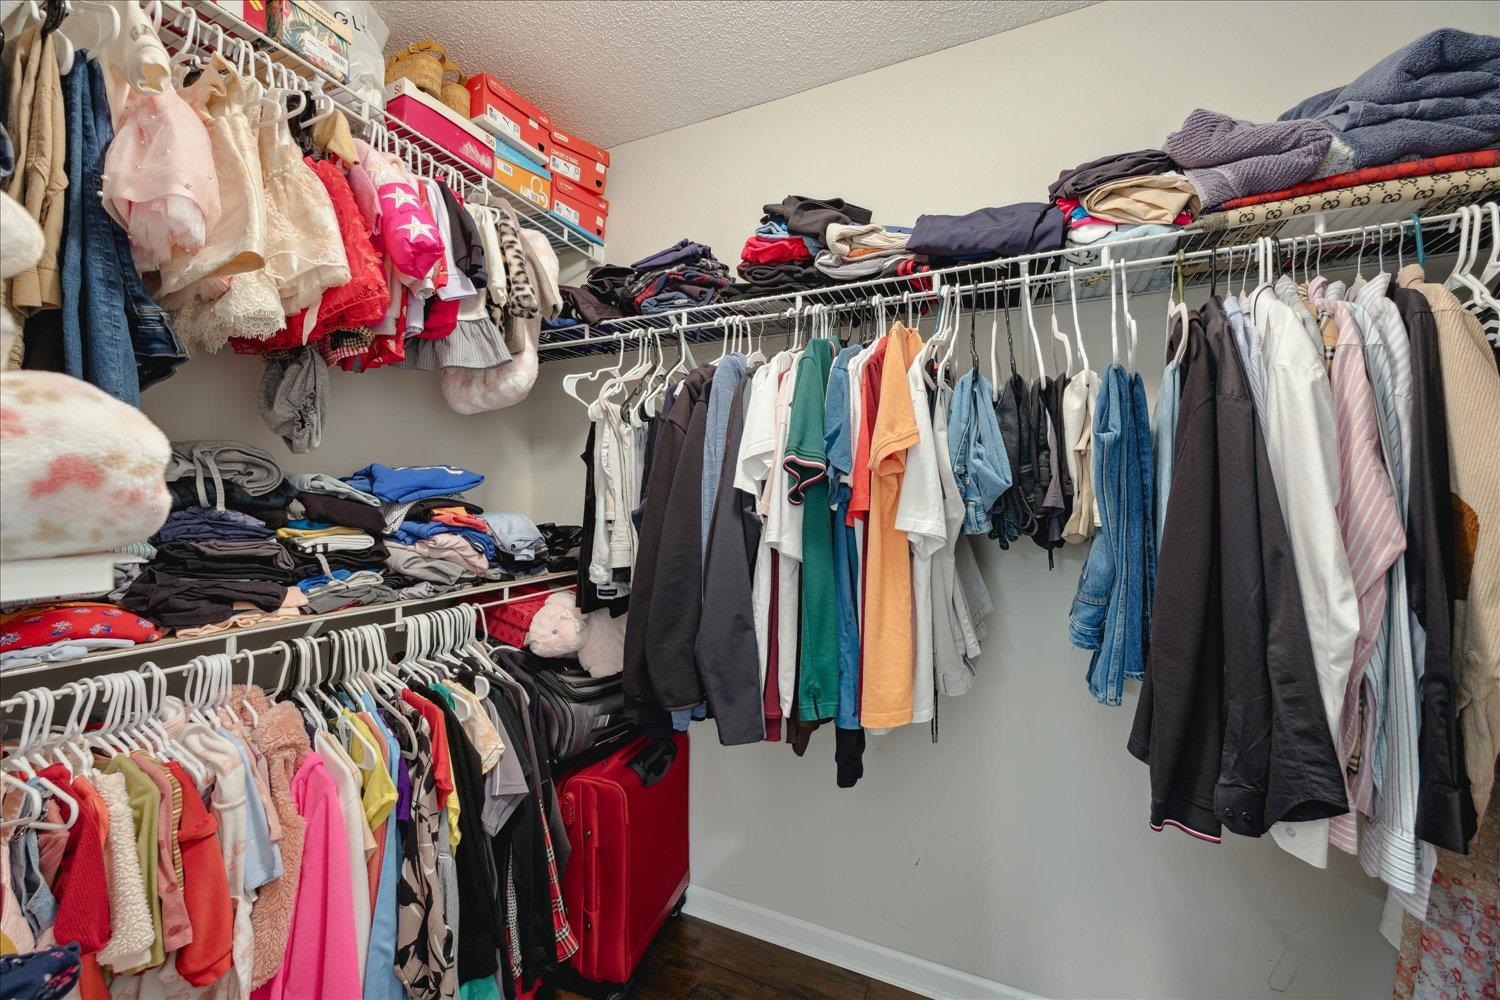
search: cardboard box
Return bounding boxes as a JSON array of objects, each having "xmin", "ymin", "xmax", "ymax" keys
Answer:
[
  {"xmin": 549, "ymin": 128, "xmax": 609, "ymax": 195},
  {"xmin": 209, "ymin": 0, "xmax": 268, "ymax": 32},
  {"xmin": 266, "ymin": 0, "xmax": 348, "ymax": 81},
  {"xmin": 493, "ymin": 140, "xmax": 552, "ymax": 211},
  {"xmin": 466, "ymin": 73, "xmax": 551, "ymax": 169},
  {"xmin": 550, "ymin": 176, "xmax": 607, "ymax": 245},
  {"xmin": 385, "ymin": 79, "xmax": 495, "ymax": 177}
]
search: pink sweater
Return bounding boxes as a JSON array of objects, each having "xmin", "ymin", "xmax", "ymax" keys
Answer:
[{"xmin": 250, "ymin": 752, "xmax": 360, "ymax": 1000}]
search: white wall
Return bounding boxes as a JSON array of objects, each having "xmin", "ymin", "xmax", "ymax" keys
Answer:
[
  {"xmin": 140, "ymin": 348, "xmax": 541, "ymax": 515},
  {"xmin": 523, "ymin": 3, "xmax": 1500, "ymax": 998}
]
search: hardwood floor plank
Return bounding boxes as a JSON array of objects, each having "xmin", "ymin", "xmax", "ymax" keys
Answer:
[
  {"xmin": 660, "ymin": 916, "xmax": 871, "ymax": 1000},
  {"xmin": 863, "ymin": 978, "xmax": 928, "ymax": 1000},
  {"xmin": 550, "ymin": 914, "xmax": 924, "ymax": 1000}
]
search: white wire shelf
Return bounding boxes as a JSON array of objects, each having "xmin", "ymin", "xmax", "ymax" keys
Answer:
[
  {"xmin": 0, "ymin": 571, "xmax": 575, "ymax": 687},
  {"xmin": 538, "ymin": 192, "xmax": 1498, "ymax": 362},
  {"xmin": 163, "ymin": 1, "xmax": 603, "ymax": 263}
]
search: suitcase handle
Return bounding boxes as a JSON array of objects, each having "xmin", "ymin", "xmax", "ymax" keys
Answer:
[{"xmin": 627, "ymin": 738, "xmax": 677, "ymax": 788}]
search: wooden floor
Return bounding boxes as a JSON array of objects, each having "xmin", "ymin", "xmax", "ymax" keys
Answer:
[{"xmin": 556, "ymin": 914, "xmax": 926, "ymax": 999}]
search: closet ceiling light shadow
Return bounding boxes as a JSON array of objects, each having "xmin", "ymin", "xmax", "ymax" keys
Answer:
[{"xmin": 376, "ymin": 0, "xmax": 1096, "ymax": 146}]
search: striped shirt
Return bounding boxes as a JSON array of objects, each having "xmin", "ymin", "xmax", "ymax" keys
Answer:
[
  {"xmin": 1320, "ymin": 290, "xmax": 1405, "ymax": 856},
  {"xmin": 1346, "ymin": 274, "xmax": 1423, "ymax": 894}
]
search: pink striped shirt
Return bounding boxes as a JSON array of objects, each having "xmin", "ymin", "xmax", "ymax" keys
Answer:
[{"xmin": 1322, "ymin": 295, "xmax": 1405, "ymax": 854}]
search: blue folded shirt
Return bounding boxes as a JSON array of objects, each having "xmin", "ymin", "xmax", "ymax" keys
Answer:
[{"xmin": 342, "ymin": 463, "xmax": 485, "ymax": 503}]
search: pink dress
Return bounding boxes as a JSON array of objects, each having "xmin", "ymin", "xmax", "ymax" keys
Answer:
[{"xmin": 249, "ymin": 753, "xmax": 360, "ymax": 1000}]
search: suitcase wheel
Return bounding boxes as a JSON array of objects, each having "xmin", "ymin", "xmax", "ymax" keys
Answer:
[{"xmin": 669, "ymin": 892, "xmax": 686, "ymax": 919}]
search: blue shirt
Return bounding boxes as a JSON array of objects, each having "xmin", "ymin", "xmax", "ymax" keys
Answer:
[{"xmin": 947, "ymin": 369, "xmax": 1012, "ymax": 534}]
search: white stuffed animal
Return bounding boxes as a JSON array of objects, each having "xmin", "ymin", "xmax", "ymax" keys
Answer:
[{"xmin": 526, "ymin": 591, "xmax": 586, "ymax": 657}]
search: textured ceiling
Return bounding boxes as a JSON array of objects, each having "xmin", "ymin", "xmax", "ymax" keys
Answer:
[{"xmin": 376, "ymin": 0, "xmax": 1095, "ymax": 147}]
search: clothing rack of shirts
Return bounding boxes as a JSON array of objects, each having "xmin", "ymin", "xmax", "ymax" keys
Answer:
[
  {"xmin": 154, "ymin": 0, "xmax": 602, "ymax": 262},
  {"xmin": 0, "ymin": 596, "xmax": 592, "ymax": 998},
  {"xmin": 538, "ymin": 200, "xmax": 1494, "ymax": 360}
]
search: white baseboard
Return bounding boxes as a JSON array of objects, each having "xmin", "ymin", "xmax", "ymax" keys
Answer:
[{"xmin": 681, "ymin": 884, "xmax": 1042, "ymax": 1000}]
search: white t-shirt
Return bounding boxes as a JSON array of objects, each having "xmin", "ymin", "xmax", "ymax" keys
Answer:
[
  {"xmin": 1250, "ymin": 284, "xmax": 1359, "ymax": 868},
  {"xmin": 894, "ymin": 345, "xmax": 948, "ymax": 725},
  {"xmin": 767, "ymin": 353, "xmax": 804, "ymax": 716},
  {"xmin": 738, "ymin": 357, "xmax": 791, "ymax": 697}
]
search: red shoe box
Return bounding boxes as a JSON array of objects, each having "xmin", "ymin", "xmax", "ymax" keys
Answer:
[
  {"xmin": 466, "ymin": 73, "xmax": 551, "ymax": 169},
  {"xmin": 551, "ymin": 176, "xmax": 608, "ymax": 243},
  {"xmin": 385, "ymin": 79, "xmax": 495, "ymax": 177},
  {"xmin": 549, "ymin": 128, "xmax": 609, "ymax": 195}
]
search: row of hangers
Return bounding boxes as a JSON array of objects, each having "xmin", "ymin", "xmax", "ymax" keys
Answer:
[
  {"xmin": 4, "ymin": 0, "xmax": 122, "ymax": 74},
  {"xmin": 0, "ymin": 600, "xmax": 543, "ymax": 835},
  {"xmin": 559, "ymin": 202, "xmax": 1497, "ymax": 403}
]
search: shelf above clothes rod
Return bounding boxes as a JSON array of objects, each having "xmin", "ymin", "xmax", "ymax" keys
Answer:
[
  {"xmin": 161, "ymin": 0, "xmax": 603, "ymax": 263},
  {"xmin": 538, "ymin": 194, "xmax": 1497, "ymax": 362},
  {"xmin": 0, "ymin": 572, "xmax": 575, "ymax": 688}
]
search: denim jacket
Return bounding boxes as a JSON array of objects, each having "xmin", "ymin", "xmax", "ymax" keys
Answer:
[{"xmin": 947, "ymin": 369, "xmax": 1012, "ymax": 534}]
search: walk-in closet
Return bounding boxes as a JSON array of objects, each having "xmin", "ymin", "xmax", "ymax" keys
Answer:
[{"xmin": 0, "ymin": 2, "xmax": 1496, "ymax": 998}]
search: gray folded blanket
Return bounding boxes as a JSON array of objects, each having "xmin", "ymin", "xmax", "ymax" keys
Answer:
[
  {"xmin": 1163, "ymin": 109, "xmax": 1332, "ymax": 208},
  {"xmin": 1280, "ymin": 28, "xmax": 1500, "ymax": 170}
]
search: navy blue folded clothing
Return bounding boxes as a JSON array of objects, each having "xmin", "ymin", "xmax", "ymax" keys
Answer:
[
  {"xmin": 631, "ymin": 239, "xmax": 717, "ymax": 271},
  {"xmin": 907, "ymin": 203, "xmax": 1066, "ymax": 260},
  {"xmin": 152, "ymin": 506, "xmax": 276, "ymax": 544}
]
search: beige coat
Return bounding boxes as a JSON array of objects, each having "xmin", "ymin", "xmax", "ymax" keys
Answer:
[{"xmin": 3, "ymin": 25, "xmax": 67, "ymax": 313}]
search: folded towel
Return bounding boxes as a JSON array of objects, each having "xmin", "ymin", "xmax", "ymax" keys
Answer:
[
  {"xmin": 1281, "ymin": 28, "xmax": 1500, "ymax": 170},
  {"xmin": 1163, "ymin": 109, "xmax": 1331, "ymax": 207}
]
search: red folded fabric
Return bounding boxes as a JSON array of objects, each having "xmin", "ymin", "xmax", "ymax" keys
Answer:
[
  {"xmin": 741, "ymin": 233, "xmax": 812, "ymax": 265},
  {"xmin": 1218, "ymin": 148, "xmax": 1500, "ymax": 210},
  {"xmin": 0, "ymin": 603, "xmax": 163, "ymax": 652}
]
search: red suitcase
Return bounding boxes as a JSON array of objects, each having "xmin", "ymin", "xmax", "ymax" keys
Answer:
[{"xmin": 558, "ymin": 733, "xmax": 690, "ymax": 991}]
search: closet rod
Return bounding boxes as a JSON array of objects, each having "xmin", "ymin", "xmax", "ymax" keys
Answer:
[
  {"xmin": 0, "ymin": 581, "xmax": 574, "ymax": 707},
  {"xmin": 154, "ymin": 0, "xmax": 601, "ymax": 260},
  {"xmin": 539, "ymin": 202, "xmax": 1489, "ymax": 356},
  {"xmin": 0, "ymin": 580, "xmax": 575, "ymax": 684}
]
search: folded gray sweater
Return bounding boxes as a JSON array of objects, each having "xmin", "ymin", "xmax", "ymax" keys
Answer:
[{"xmin": 1163, "ymin": 109, "xmax": 1332, "ymax": 208}]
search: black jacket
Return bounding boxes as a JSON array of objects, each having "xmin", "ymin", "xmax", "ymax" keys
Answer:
[
  {"xmin": 622, "ymin": 365, "xmax": 714, "ymax": 722},
  {"xmin": 697, "ymin": 374, "xmax": 766, "ymax": 745},
  {"xmin": 1129, "ymin": 309, "xmax": 1223, "ymax": 838},
  {"xmin": 1206, "ymin": 298, "xmax": 1347, "ymax": 835},
  {"xmin": 1393, "ymin": 283, "xmax": 1477, "ymax": 852},
  {"xmin": 647, "ymin": 365, "xmax": 717, "ymax": 710}
]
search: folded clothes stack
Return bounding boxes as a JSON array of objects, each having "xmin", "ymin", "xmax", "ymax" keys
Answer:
[
  {"xmin": 1046, "ymin": 150, "xmax": 1196, "ymax": 255},
  {"xmin": 1, "ymin": 441, "xmax": 577, "ymax": 665},
  {"xmin": 1166, "ymin": 29, "xmax": 1499, "ymax": 216},
  {"xmin": 623, "ymin": 239, "xmax": 734, "ymax": 314}
]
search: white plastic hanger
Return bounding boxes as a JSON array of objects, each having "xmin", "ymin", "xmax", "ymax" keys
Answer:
[
  {"xmin": 1067, "ymin": 269, "xmax": 1091, "ymax": 375},
  {"xmin": 1019, "ymin": 262, "xmax": 1048, "ymax": 379},
  {"xmin": 1119, "ymin": 261, "xmax": 1139, "ymax": 371},
  {"xmin": 1048, "ymin": 279, "xmax": 1073, "ymax": 378},
  {"xmin": 59, "ymin": 0, "xmax": 119, "ymax": 56}
]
